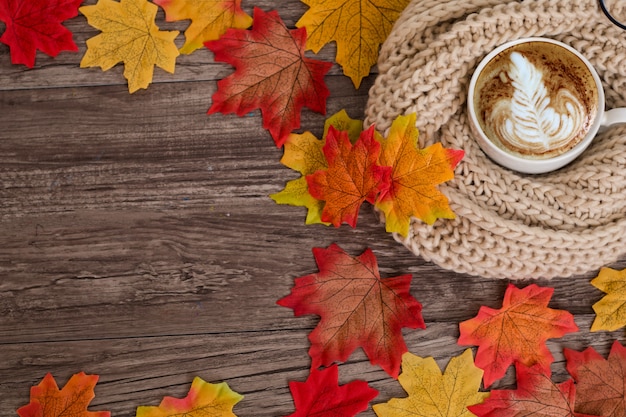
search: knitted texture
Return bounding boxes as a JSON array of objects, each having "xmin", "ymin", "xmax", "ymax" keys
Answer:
[{"xmin": 365, "ymin": 0, "xmax": 626, "ymax": 279}]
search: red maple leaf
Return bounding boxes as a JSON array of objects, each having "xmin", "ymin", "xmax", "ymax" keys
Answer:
[
  {"xmin": 458, "ymin": 284, "xmax": 578, "ymax": 387},
  {"xmin": 469, "ymin": 363, "xmax": 597, "ymax": 417},
  {"xmin": 277, "ymin": 243, "xmax": 425, "ymax": 378},
  {"xmin": 306, "ymin": 125, "xmax": 392, "ymax": 227},
  {"xmin": 17, "ymin": 372, "xmax": 110, "ymax": 417},
  {"xmin": 565, "ymin": 341, "xmax": 626, "ymax": 417},
  {"xmin": 206, "ymin": 7, "xmax": 332, "ymax": 147},
  {"xmin": 0, "ymin": 0, "xmax": 82, "ymax": 67},
  {"xmin": 285, "ymin": 365, "xmax": 378, "ymax": 417}
]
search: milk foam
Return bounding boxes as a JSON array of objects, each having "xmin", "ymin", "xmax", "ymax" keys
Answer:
[{"xmin": 486, "ymin": 52, "xmax": 587, "ymax": 156}]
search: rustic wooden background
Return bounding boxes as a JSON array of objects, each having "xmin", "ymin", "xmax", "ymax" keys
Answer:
[{"xmin": 1, "ymin": 1, "xmax": 625, "ymax": 416}]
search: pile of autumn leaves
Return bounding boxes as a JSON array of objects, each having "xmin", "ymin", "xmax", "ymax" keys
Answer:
[{"xmin": 271, "ymin": 110, "xmax": 464, "ymax": 236}]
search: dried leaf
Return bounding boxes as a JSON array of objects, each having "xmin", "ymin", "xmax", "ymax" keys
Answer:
[
  {"xmin": 374, "ymin": 113, "xmax": 464, "ymax": 236},
  {"xmin": 373, "ymin": 349, "xmax": 489, "ymax": 417},
  {"xmin": 17, "ymin": 372, "xmax": 110, "ymax": 417},
  {"xmin": 0, "ymin": 0, "xmax": 82, "ymax": 67},
  {"xmin": 207, "ymin": 8, "xmax": 332, "ymax": 147},
  {"xmin": 307, "ymin": 126, "xmax": 391, "ymax": 227},
  {"xmin": 286, "ymin": 365, "xmax": 378, "ymax": 417},
  {"xmin": 324, "ymin": 109, "xmax": 364, "ymax": 144},
  {"xmin": 270, "ymin": 129, "xmax": 328, "ymax": 225},
  {"xmin": 271, "ymin": 173, "xmax": 327, "ymax": 225},
  {"xmin": 297, "ymin": 0, "xmax": 410, "ymax": 87},
  {"xmin": 590, "ymin": 267, "xmax": 626, "ymax": 332},
  {"xmin": 135, "ymin": 376, "xmax": 243, "ymax": 417},
  {"xmin": 271, "ymin": 110, "xmax": 362, "ymax": 224},
  {"xmin": 153, "ymin": 0, "xmax": 252, "ymax": 54},
  {"xmin": 565, "ymin": 341, "xmax": 626, "ymax": 417},
  {"xmin": 458, "ymin": 284, "xmax": 578, "ymax": 387},
  {"xmin": 469, "ymin": 364, "xmax": 595, "ymax": 417},
  {"xmin": 80, "ymin": 0, "xmax": 180, "ymax": 93},
  {"xmin": 277, "ymin": 243, "xmax": 425, "ymax": 378}
]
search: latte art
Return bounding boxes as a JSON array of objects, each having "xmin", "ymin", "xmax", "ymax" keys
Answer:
[
  {"xmin": 473, "ymin": 41, "xmax": 599, "ymax": 159},
  {"xmin": 487, "ymin": 52, "xmax": 588, "ymax": 155}
]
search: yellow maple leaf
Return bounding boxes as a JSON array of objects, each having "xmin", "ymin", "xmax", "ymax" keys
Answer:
[
  {"xmin": 591, "ymin": 267, "xmax": 626, "ymax": 332},
  {"xmin": 324, "ymin": 109, "xmax": 364, "ymax": 144},
  {"xmin": 80, "ymin": 0, "xmax": 180, "ymax": 93},
  {"xmin": 135, "ymin": 376, "xmax": 242, "ymax": 417},
  {"xmin": 297, "ymin": 0, "xmax": 410, "ymax": 88},
  {"xmin": 271, "ymin": 131, "xmax": 328, "ymax": 224},
  {"xmin": 153, "ymin": 0, "xmax": 252, "ymax": 54},
  {"xmin": 373, "ymin": 349, "xmax": 489, "ymax": 417}
]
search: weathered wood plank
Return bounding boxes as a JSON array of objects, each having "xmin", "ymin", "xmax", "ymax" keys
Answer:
[
  {"xmin": 0, "ymin": 75, "xmax": 373, "ymax": 218},
  {"xmin": 1, "ymin": 202, "xmax": 624, "ymax": 343},
  {"xmin": 0, "ymin": 206, "xmax": 465, "ymax": 341},
  {"xmin": 0, "ymin": 75, "xmax": 371, "ymax": 154}
]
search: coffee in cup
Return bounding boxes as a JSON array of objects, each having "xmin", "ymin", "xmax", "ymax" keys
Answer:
[
  {"xmin": 473, "ymin": 39, "xmax": 598, "ymax": 159},
  {"xmin": 467, "ymin": 38, "xmax": 626, "ymax": 174}
]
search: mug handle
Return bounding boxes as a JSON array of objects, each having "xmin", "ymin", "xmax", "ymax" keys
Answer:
[
  {"xmin": 601, "ymin": 108, "xmax": 626, "ymax": 129},
  {"xmin": 599, "ymin": 0, "xmax": 626, "ymax": 30}
]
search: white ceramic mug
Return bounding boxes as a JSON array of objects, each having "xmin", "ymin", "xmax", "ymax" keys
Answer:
[{"xmin": 467, "ymin": 37, "xmax": 626, "ymax": 174}]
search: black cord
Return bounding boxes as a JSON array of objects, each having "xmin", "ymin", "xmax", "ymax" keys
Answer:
[{"xmin": 599, "ymin": 0, "xmax": 626, "ymax": 30}]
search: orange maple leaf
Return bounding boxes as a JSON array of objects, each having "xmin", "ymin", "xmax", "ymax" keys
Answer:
[
  {"xmin": 565, "ymin": 341, "xmax": 626, "ymax": 417},
  {"xmin": 270, "ymin": 110, "xmax": 363, "ymax": 225},
  {"xmin": 206, "ymin": 7, "xmax": 332, "ymax": 147},
  {"xmin": 375, "ymin": 113, "xmax": 464, "ymax": 236},
  {"xmin": 277, "ymin": 243, "xmax": 425, "ymax": 378},
  {"xmin": 136, "ymin": 376, "xmax": 243, "ymax": 417},
  {"xmin": 458, "ymin": 284, "xmax": 578, "ymax": 387},
  {"xmin": 153, "ymin": 0, "xmax": 252, "ymax": 54},
  {"xmin": 17, "ymin": 372, "xmax": 110, "ymax": 417},
  {"xmin": 306, "ymin": 125, "xmax": 391, "ymax": 227},
  {"xmin": 469, "ymin": 363, "xmax": 595, "ymax": 417}
]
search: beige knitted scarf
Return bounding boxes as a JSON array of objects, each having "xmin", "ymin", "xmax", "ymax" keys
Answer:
[{"xmin": 365, "ymin": 0, "xmax": 626, "ymax": 279}]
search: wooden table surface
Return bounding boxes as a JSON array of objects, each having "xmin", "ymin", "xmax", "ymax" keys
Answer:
[{"xmin": 1, "ymin": 1, "xmax": 625, "ymax": 416}]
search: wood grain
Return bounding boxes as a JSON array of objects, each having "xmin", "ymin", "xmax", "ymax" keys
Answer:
[{"xmin": 1, "ymin": 1, "xmax": 625, "ymax": 416}]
